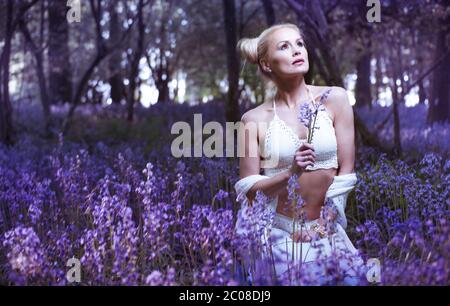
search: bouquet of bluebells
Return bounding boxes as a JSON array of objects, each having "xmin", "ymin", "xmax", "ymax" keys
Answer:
[
  {"xmin": 299, "ymin": 102, "xmax": 318, "ymax": 144},
  {"xmin": 286, "ymin": 89, "xmax": 333, "ymax": 242},
  {"xmin": 298, "ymin": 88, "xmax": 331, "ymax": 144},
  {"xmin": 287, "ymin": 174, "xmax": 307, "ymax": 243}
]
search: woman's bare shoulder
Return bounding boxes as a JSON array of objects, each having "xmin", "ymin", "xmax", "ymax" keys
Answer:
[
  {"xmin": 240, "ymin": 102, "xmax": 273, "ymax": 123},
  {"xmin": 309, "ymin": 85, "xmax": 341, "ymax": 121},
  {"xmin": 325, "ymin": 86, "xmax": 351, "ymax": 107},
  {"xmin": 323, "ymin": 86, "xmax": 353, "ymax": 122}
]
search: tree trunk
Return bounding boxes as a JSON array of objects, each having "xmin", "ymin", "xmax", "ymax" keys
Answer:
[
  {"xmin": 390, "ymin": 42, "xmax": 403, "ymax": 156},
  {"xmin": 62, "ymin": 0, "xmax": 140, "ymax": 134},
  {"xmin": 0, "ymin": 0, "xmax": 15, "ymax": 232},
  {"xmin": 64, "ymin": 53, "xmax": 106, "ymax": 133},
  {"xmin": 153, "ymin": 3, "xmax": 174, "ymax": 105},
  {"xmin": 48, "ymin": 0, "xmax": 72, "ymax": 104},
  {"xmin": 0, "ymin": 0, "xmax": 15, "ymax": 145},
  {"xmin": 392, "ymin": 77, "xmax": 402, "ymax": 156},
  {"xmin": 222, "ymin": 0, "xmax": 241, "ymax": 123},
  {"xmin": 307, "ymin": 45, "xmax": 331, "ymax": 84},
  {"xmin": 108, "ymin": 3, "xmax": 124, "ymax": 105},
  {"xmin": 374, "ymin": 51, "xmax": 383, "ymax": 107},
  {"xmin": 355, "ymin": 50, "xmax": 372, "ymax": 109},
  {"xmin": 173, "ymin": 72, "xmax": 179, "ymax": 103},
  {"xmin": 19, "ymin": 20, "xmax": 51, "ymax": 133},
  {"xmin": 127, "ymin": 0, "xmax": 145, "ymax": 122},
  {"xmin": 397, "ymin": 37, "xmax": 407, "ymax": 104},
  {"xmin": 427, "ymin": 27, "xmax": 450, "ymax": 124},
  {"xmin": 155, "ymin": 73, "xmax": 171, "ymax": 104}
]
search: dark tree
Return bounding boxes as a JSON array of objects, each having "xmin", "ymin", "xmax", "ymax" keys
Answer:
[
  {"xmin": 62, "ymin": 0, "xmax": 141, "ymax": 134},
  {"xmin": 222, "ymin": 0, "xmax": 241, "ymax": 123},
  {"xmin": 19, "ymin": 11, "xmax": 51, "ymax": 133},
  {"xmin": 355, "ymin": 47, "xmax": 372, "ymax": 109},
  {"xmin": 48, "ymin": 0, "xmax": 72, "ymax": 104},
  {"xmin": 153, "ymin": 0, "xmax": 177, "ymax": 105},
  {"xmin": 427, "ymin": 20, "xmax": 450, "ymax": 124},
  {"xmin": 108, "ymin": 2, "xmax": 125, "ymax": 105},
  {"xmin": 127, "ymin": 0, "xmax": 145, "ymax": 122},
  {"xmin": 0, "ymin": 0, "xmax": 15, "ymax": 145}
]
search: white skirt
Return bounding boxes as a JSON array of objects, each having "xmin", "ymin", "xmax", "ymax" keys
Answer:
[
  {"xmin": 270, "ymin": 213, "xmax": 365, "ymax": 284},
  {"xmin": 237, "ymin": 212, "xmax": 366, "ymax": 285}
]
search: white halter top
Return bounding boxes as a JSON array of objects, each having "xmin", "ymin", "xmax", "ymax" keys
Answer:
[{"xmin": 262, "ymin": 88, "xmax": 338, "ymax": 176}]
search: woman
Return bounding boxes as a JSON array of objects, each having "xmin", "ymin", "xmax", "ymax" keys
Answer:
[{"xmin": 233, "ymin": 23, "xmax": 365, "ymax": 285}]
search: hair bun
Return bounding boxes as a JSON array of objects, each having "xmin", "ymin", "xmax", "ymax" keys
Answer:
[{"xmin": 236, "ymin": 37, "xmax": 259, "ymax": 65}]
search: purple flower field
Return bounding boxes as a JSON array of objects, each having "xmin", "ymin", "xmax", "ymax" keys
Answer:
[{"xmin": 0, "ymin": 102, "xmax": 449, "ymax": 285}]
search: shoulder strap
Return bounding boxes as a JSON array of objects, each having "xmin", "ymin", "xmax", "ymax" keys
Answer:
[{"xmin": 272, "ymin": 97, "xmax": 277, "ymax": 116}]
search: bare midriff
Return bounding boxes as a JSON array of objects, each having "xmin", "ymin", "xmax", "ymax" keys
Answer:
[{"xmin": 275, "ymin": 168, "xmax": 337, "ymax": 220}]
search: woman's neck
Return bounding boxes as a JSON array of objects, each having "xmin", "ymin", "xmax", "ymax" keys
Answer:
[{"xmin": 273, "ymin": 76, "xmax": 311, "ymax": 110}]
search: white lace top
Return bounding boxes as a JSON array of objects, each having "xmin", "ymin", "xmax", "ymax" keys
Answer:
[{"xmin": 262, "ymin": 88, "xmax": 338, "ymax": 177}]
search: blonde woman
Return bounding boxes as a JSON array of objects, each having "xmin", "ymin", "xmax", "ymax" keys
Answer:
[{"xmin": 234, "ymin": 23, "xmax": 365, "ymax": 285}]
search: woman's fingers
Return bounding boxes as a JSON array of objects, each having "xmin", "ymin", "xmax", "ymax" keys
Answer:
[
  {"xmin": 297, "ymin": 161, "xmax": 314, "ymax": 167},
  {"xmin": 290, "ymin": 143, "xmax": 316, "ymax": 175},
  {"xmin": 295, "ymin": 155, "xmax": 315, "ymax": 162},
  {"xmin": 296, "ymin": 149, "xmax": 316, "ymax": 158},
  {"xmin": 295, "ymin": 155, "xmax": 315, "ymax": 166},
  {"xmin": 295, "ymin": 148, "xmax": 316, "ymax": 158},
  {"xmin": 300, "ymin": 142, "xmax": 315, "ymax": 151},
  {"xmin": 295, "ymin": 152, "xmax": 316, "ymax": 159}
]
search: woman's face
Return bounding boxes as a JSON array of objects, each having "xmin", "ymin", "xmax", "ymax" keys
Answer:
[{"xmin": 260, "ymin": 28, "xmax": 309, "ymax": 78}]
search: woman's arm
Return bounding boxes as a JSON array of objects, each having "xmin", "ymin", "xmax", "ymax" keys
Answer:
[
  {"xmin": 331, "ymin": 87, "xmax": 356, "ymax": 176},
  {"xmin": 238, "ymin": 111, "xmax": 293, "ymax": 204},
  {"xmin": 316, "ymin": 87, "xmax": 356, "ymax": 229}
]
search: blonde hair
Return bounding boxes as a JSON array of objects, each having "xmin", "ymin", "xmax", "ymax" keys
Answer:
[{"xmin": 237, "ymin": 23, "xmax": 305, "ymax": 102}]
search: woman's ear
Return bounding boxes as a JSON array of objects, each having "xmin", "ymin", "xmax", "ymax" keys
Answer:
[{"xmin": 259, "ymin": 58, "xmax": 271, "ymax": 73}]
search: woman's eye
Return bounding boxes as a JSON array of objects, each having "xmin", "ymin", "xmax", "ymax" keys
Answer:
[{"xmin": 281, "ymin": 42, "xmax": 303, "ymax": 50}]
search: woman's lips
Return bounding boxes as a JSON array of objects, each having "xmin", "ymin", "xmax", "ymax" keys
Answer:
[{"xmin": 292, "ymin": 60, "xmax": 304, "ymax": 65}]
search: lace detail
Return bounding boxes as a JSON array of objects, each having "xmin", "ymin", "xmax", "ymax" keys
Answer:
[
  {"xmin": 262, "ymin": 87, "xmax": 338, "ymax": 176},
  {"xmin": 263, "ymin": 95, "xmax": 305, "ymax": 160},
  {"xmin": 305, "ymin": 153, "xmax": 338, "ymax": 171},
  {"xmin": 317, "ymin": 105, "xmax": 334, "ymax": 125},
  {"xmin": 273, "ymin": 115, "xmax": 305, "ymax": 147},
  {"xmin": 262, "ymin": 119, "xmax": 276, "ymax": 159}
]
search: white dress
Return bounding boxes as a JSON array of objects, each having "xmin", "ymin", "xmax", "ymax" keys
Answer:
[{"xmin": 234, "ymin": 89, "xmax": 365, "ymax": 285}]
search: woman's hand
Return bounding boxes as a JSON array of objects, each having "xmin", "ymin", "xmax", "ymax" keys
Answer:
[
  {"xmin": 290, "ymin": 142, "xmax": 316, "ymax": 176},
  {"xmin": 291, "ymin": 229, "xmax": 319, "ymax": 243},
  {"xmin": 291, "ymin": 221, "xmax": 330, "ymax": 242}
]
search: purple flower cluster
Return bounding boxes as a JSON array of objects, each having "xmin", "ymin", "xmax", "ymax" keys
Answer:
[
  {"xmin": 145, "ymin": 267, "xmax": 177, "ymax": 285},
  {"xmin": 0, "ymin": 102, "xmax": 448, "ymax": 285},
  {"xmin": 3, "ymin": 226, "xmax": 46, "ymax": 277},
  {"xmin": 352, "ymin": 151, "xmax": 449, "ymax": 285}
]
